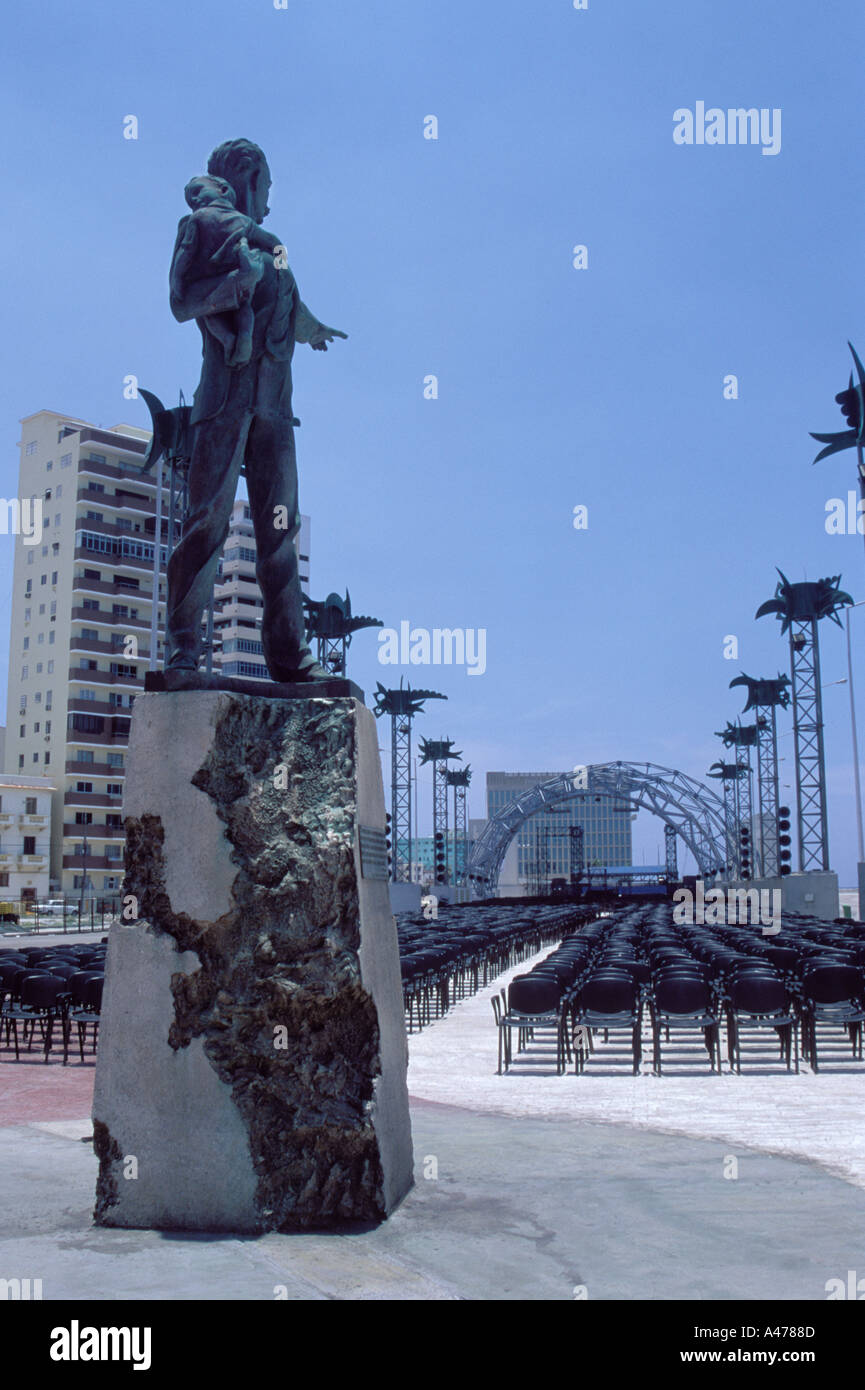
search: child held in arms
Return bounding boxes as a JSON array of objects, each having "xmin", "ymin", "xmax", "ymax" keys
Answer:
[{"xmin": 172, "ymin": 173, "xmax": 288, "ymax": 367}]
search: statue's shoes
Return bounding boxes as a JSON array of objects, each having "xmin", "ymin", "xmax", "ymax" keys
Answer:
[{"xmin": 271, "ymin": 661, "xmax": 332, "ymax": 683}]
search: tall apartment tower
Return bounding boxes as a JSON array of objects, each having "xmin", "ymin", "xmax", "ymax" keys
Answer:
[
  {"xmin": 7, "ymin": 410, "xmax": 169, "ymax": 896},
  {"xmin": 7, "ymin": 410, "xmax": 311, "ymax": 897}
]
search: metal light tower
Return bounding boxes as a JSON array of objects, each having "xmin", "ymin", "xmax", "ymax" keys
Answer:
[
  {"xmin": 664, "ymin": 824, "xmax": 678, "ymax": 884},
  {"xmin": 373, "ymin": 681, "xmax": 445, "ymax": 883},
  {"xmin": 756, "ymin": 572, "xmax": 853, "ymax": 872},
  {"xmin": 707, "ymin": 761, "xmax": 749, "ymax": 877},
  {"xmin": 730, "ymin": 673, "xmax": 791, "ymax": 878},
  {"xmin": 446, "ymin": 765, "xmax": 472, "ymax": 883},
  {"xmin": 717, "ymin": 722, "xmax": 756, "ymax": 872},
  {"xmin": 419, "ymin": 738, "xmax": 462, "ymax": 885},
  {"xmin": 304, "ymin": 591, "xmax": 382, "ymax": 677}
]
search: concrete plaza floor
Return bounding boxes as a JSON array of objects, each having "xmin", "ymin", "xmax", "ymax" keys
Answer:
[
  {"xmin": 0, "ymin": 1103, "xmax": 862, "ymax": 1300},
  {"xmin": 1, "ymin": 940, "xmax": 864, "ymax": 1300}
]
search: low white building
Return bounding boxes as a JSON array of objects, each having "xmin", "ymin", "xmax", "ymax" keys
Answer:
[{"xmin": 0, "ymin": 775, "xmax": 53, "ymax": 901}]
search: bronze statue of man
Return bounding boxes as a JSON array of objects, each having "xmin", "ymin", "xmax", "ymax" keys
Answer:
[{"xmin": 166, "ymin": 138, "xmax": 346, "ymax": 682}]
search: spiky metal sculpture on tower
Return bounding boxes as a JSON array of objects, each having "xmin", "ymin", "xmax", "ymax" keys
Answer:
[
  {"xmin": 373, "ymin": 681, "xmax": 445, "ymax": 882},
  {"xmin": 304, "ymin": 591, "xmax": 382, "ymax": 677},
  {"xmin": 730, "ymin": 673, "xmax": 791, "ymax": 878},
  {"xmin": 445, "ymin": 765, "xmax": 472, "ymax": 883},
  {"xmin": 756, "ymin": 572, "xmax": 853, "ymax": 872},
  {"xmin": 419, "ymin": 738, "xmax": 462, "ymax": 885},
  {"xmin": 812, "ymin": 342, "xmax": 865, "ymax": 555}
]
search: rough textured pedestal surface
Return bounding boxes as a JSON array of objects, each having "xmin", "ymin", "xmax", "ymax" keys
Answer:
[{"xmin": 92, "ymin": 691, "xmax": 413, "ymax": 1232}]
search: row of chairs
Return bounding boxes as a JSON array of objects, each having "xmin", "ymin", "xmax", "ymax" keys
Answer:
[
  {"xmin": 399, "ymin": 902, "xmax": 600, "ymax": 1033},
  {"xmin": 494, "ymin": 904, "xmax": 865, "ymax": 1075},
  {"xmin": 0, "ymin": 940, "xmax": 105, "ymax": 1064}
]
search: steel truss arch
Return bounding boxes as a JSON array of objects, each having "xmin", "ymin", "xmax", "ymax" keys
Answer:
[{"xmin": 464, "ymin": 761, "xmax": 727, "ymax": 896}]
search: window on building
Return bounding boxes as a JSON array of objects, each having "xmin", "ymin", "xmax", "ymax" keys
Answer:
[
  {"xmin": 0, "ymin": 874, "xmax": 8, "ymax": 888},
  {"xmin": 110, "ymin": 663, "xmax": 137, "ymax": 679},
  {"xmin": 106, "ymin": 844, "xmax": 122, "ymax": 861},
  {"xmin": 20, "ymin": 666, "xmax": 27, "ymax": 680},
  {"xmin": 35, "ymin": 664, "xmax": 42, "ymax": 675},
  {"xmin": 40, "ymin": 575, "xmax": 46, "ymax": 586},
  {"xmin": 52, "ymin": 542, "xmax": 59, "ymax": 554},
  {"xmin": 23, "ymin": 836, "xmax": 36, "ymax": 855},
  {"xmin": 81, "ymin": 628, "xmax": 99, "ymax": 641},
  {"xmin": 18, "ymin": 725, "xmax": 24, "ymax": 738},
  {"xmin": 46, "ymin": 661, "xmax": 53, "ymax": 673},
  {"xmin": 69, "ymin": 713, "xmax": 103, "ymax": 734},
  {"xmin": 44, "ymin": 752, "xmax": 49, "ymax": 765},
  {"xmin": 37, "ymin": 633, "xmax": 43, "ymax": 645},
  {"xmin": 83, "ymin": 599, "xmax": 100, "ymax": 610},
  {"xmin": 22, "ymin": 638, "xmax": 29, "ymax": 651},
  {"xmin": 75, "ymin": 812, "xmax": 93, "ymax": 825},
  {"xmin": 76, "ymin": 750, "xmax": 94, "ymax": 764},
  {"xmin": 83, "ymin": 568, "xmax": 100, "ymax": 580},
  {"xmin": 25, "ymin": 441, "xmax": 37, "ymax": 455},
  {"xmin": 17, "ymin": 756, "xmax": 23, "ymax": 770},
  {"xmin": 51, "ymin": 571, "xmax": 57, "ymax": 585},
  {"xmin": 60, "ymin": 454, "xmax": 72, "ymax": 468},
  {"xmin": 25, "ymin": 798, "xmax": 37, "ymax": 815},
  {"xmin": 48, "ymin": 631, "xmax": 54, "ymax": 644},
  {"xmin": 44, "ymin": 488, "xmax": 52, "ymax": 501},
  {"xmin": 46, "ymin": 461, "xmax": 53, "ymax": 472},
  {"xmin": 31, "ymin": 754, "xmax": 38, "ymax": 764},
  {"xmin": 107, "ymin": 753, "xmax": 124, "ymax": 768},
  {"xmin": 78, "ymin": 688, "xmax": 97, "ymax": 701},
  {"xmin": 24, "ymin": 607, "xmax": 31, "ymax": 622},
  {"xmin": 45, "ymin": 690, "xmax": 52, "ymax": 709},
  {"xmin": 25, "ymin": 578, "xmax": 32, "ymax": 594},
  {"xmin": 55, "ymin": 484, "xmax": 62, "ymax": 497},
  {"xmin": 86, "ymin": 511, "xmax": 103, "ymax": 523},
  {"xmin": 107, "ymin": 783, "xmax": 122, "ymax": 796},
  {"xmin": 33, "ymin": 722, "xmax": 39, "ymax": 733},
  {"xmin": 103, "ymin": 876, "xmax": 119, "ymax": 890},
  {"xmin": 26, "ymin": 552, "xmax": 33, "ymax": 566},
  {"xmin": 75, "ymin": 782, "xmax": 93, "ymax": 794},
  {"xmin": 106, "ymin": 813, "xmax": 122, "ymax": 829},
  {"xmin": 45, "ymin": 720, "xmax": 50, "ymax": 734}
]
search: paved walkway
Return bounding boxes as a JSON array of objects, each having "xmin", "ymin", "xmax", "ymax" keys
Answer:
[{"xmin": 0, "ymin": 1103, "xmax": 861, "ymax": 1299}]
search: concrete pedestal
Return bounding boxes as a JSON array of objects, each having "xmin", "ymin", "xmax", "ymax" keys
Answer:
[{"xmin": 92, "ymin": 691, "xmax": 413, "ymax": 1232}]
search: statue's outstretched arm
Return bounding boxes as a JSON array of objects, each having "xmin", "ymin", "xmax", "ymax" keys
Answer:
[{"xmin": 295, "ymin": 299, "xmax": 348, "ymax": 349}]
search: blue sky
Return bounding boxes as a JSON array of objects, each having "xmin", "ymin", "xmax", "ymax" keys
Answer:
[{"xmin": 3, "ymin": 0, "xmax": 865, "ymax": 877}]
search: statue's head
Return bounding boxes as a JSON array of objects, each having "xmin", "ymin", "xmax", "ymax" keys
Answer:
[
  {"xmin": 184, "ymin": 174, "xmax": 236, "ymax": 212},
  {"xmin": 207, "ymin": 139, "xmax": 271, "ymax": 223}
]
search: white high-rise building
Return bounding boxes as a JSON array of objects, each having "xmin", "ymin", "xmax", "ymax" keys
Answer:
[
  {"xmin": 7, "ymin": 410, "xmax": 168, "ymax": 896},
  {"xmin": 7, "ymin": 409, "xmax": 311, "ymax": 897}
]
